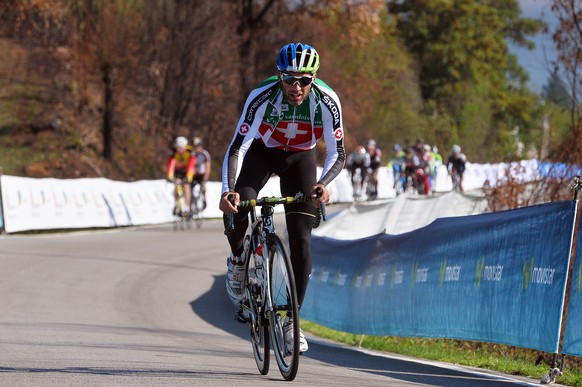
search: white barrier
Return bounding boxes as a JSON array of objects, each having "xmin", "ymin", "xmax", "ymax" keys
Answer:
[{"xmin": 0, "ymin": 160, "xmax": 540, "ymax": 233}]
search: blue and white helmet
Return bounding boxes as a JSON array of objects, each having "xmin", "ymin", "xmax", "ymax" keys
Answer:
[{"xmin": 277, "ymin": 43, "xmax": 320, "ymax": 73}]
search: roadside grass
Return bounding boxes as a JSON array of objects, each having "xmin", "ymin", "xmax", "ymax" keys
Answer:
[{"xmin": 302, "ymin": 320, "xmax": 582, "ymax": 386}]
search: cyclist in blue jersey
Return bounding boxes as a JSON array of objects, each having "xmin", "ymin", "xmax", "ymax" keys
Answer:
[{"xmin": 219, "ymin": 42, "xmax": 346, "ymax": 354}]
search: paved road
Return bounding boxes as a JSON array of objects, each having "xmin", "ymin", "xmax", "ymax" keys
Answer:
[{"xmin": 0, "ymin": 218, "xmax": 549, "ymax": 386}]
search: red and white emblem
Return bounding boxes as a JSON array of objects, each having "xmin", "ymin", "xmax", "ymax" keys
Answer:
[
  {"xmin": 334, "ymin": 128, "xmax": 343, "ymax": 140},
  {"xmin": 239, "ymin": 123, "xmax": 250, "ymax": 134}
]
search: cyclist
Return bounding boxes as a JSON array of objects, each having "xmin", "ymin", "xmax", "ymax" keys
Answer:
[
  {"xmin": 346, "ymin": 145, "xmax": 370, "ymax": 200},
  {"xmin": 418, "ymin": 144, "xmax": 433, "ymax": 195},
  {"xmin": 430, "ymin": 145, "xmax": 443, "ymax": 189},
  {"xmin": 167, "ymin": 136, "xmax": 195, "ymax": 218},
  {"xmin": 191, "ymin": 136, "xmax": 211, "ymax": 210},
  {"xmin": 219, "ymin": 42, "xmax": 345, "ymax": 354},
  {"xmin": 402, "ymin": 147, "xmax": 420, "ymax": 192},
  {"xmin": 387, "ymin": 144, "xmax": 405, "ymax": 193},
  {"xmin": 447, "ymin": 144, "xmax": 467, "ymax": 192},
  {"xmin": 366, "ymin": 139, "xmax": 382, "ymax": 200}
]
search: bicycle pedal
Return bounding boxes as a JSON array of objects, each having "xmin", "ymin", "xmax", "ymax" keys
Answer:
[
  {"xmin": 234, "ymin": 302, "xmax": 251, "ymax": 324},
  {"xmin": 234, "ymin": 313, "xmax": 250, "ymax": 324}
]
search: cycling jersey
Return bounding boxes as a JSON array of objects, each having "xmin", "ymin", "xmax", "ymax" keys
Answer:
[
  {"xmin": 221, "ymin": 76, "xmax": 345, "ymax": 194},
  {"xmin": 447, "ymin": 153, "xmax": 467, "ymax": 176},
  {"xmin": 167, "ymin": 149, "xmax": 196, "ymax": 183},
  {"xmin": 368, "ymin": 148, "xmax": 382, "ymax": 170},
  {"xmin": 193, "ymin": 149, "xmax": 211, "ymax": 177}
]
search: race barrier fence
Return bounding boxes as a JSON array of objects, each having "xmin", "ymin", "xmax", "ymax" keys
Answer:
[
  {"xmin": 303, "ymin": 201, "xmax": 579, "ymax": 354},
  {"xmin": 3, "ymin": 162, "xmax": 582, "ymax": 356}
]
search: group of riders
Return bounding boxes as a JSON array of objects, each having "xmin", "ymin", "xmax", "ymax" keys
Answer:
[
  {"xmin": 168, "ymin": 134, "xmax": 469, "ymax": 210},
  {"xmin": 166, "ymin": 136, "xmax": 211, "ymax": 219},
  {"xmin": 348, "ymin": 138, "xmax": 467, "ymax": 200}
]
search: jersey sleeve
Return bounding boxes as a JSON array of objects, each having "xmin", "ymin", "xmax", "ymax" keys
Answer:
[
  {"xmin": 221, "ymin": 81, "xmax": 278, "ymax": 194},
  {"xmin": 316, "ymin": 85, "xmax": 346, "ymax": 186}
]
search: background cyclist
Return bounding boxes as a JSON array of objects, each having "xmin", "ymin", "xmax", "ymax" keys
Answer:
[
  {"xmin": 166, "ymin": 136, "xmax": 195, "ymax": 218},
  {"xmin": 191, "ymin": 136, "xmax": 211, "ymax": 210},
  {"xmin": 219, "ymin": 42, "xmax": 345, "ymax": 354},
  {"xmin": 366, "ymin": 139, "xmax": 382, "ymax": 200},
  {"xmin": 346, "ymin": 145, "xmax": 370, "ymax": 200},
  {"xmin": 447, "ymin": 144, "xmax": 467, "ymax": 192},
  {"xmin": 388, "ymin": 144, "xmax": 405, "ymax": 193}
]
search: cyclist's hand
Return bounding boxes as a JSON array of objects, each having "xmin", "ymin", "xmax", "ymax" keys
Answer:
[
  {"xmin": 219, "ymin": 192, "xmax": 239, "ymax": 214},
  {"xmin": 311, "ymin": 184, "xmax": 329, "ymax": 206}
]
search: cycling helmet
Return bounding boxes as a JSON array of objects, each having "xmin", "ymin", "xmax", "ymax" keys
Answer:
[
  {"xmin": 277, "ymin": 43, "xmax": 320, "ymax": 73},
  {"xmin": 175, "ymin": 136, "xmax": 188, "ymax": 148},
  {"xmin": 394, "ymin": 144, "xmax": 402, "ymax": 152},
  {"xmin": 356, "ymin": 145, "xmax": 365, "ymax": 154},
  {"xmin": 452, "ymin": 144, "xmax": 461, "ymax": 154},
  {"xmin": 423, "ymin": 144, "xmax": 431, "ymax": 152},
  {"xmin": 192, "ymin": 136, "xmax": 203, "ymax": 146},
  {"xmin": 367, "ymin": 139, "xmax": 377, "ymax": 149}
]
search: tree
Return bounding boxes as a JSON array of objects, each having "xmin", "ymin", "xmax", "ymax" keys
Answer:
[
  {"xmin": 551, "ymin": 0, "xmax": 582, "ymax": 159},
  {"xmin": 387, "ymin": 0, "xmax": 542, "ymax": 161}
]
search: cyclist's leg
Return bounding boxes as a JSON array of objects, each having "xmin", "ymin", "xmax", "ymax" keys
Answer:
[
  {"xmin": 277, "ymin": 149, "xmax": 317, "ymax": 309},
  {"xmin": 183, "ymin": 182, "xmax": 192, "ymax": 212},
  {"xmin": 226, "ymin": 141, "xmax": 272, "ymax": 256}
]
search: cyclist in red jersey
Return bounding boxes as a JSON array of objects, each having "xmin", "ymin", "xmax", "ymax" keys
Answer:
[
  {"xmin": 219, "ymin": 42, "xmax": 346, "ymax": 353},
  {"xmin": 167, "ymin": 136, "xmax": 196, "ymax": 217}
]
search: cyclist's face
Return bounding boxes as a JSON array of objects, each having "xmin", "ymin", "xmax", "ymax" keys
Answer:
[{"xmin": 279, "ymin": 71, "xmax": 315, "ymax": 106}]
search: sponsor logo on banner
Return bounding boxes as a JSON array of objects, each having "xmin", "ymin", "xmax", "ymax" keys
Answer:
[
  {"xmin": 475, "ymin": 257, "xmax": 504, "ymax": 286},
  {"xmin": 239, "ymin": 123, "xmax": 250, "ymax": 134},
  {"xmin": 523, "ymin": 257, "xmax": 556, "ymax": 289},
  {"xmin": 334, "ymin": 128, "xmax": 343, "ymax": 140},
  {"xmin": 411, "ymin": 260, "xmax": 429, "ymax": 287},
  {"xmin": 439, "ymin": 259, "xmax": 461, "ymax": 287}
]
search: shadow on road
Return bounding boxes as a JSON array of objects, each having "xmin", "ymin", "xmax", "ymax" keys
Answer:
[{"xmin": 190, "ymin": 275, "xmax": 535, "ymax": 386}]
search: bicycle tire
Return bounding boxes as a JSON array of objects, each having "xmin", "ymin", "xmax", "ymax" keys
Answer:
[
  {"xmin": 191, "ymin": 184, "xmax": 203, "ymax": 229},
  {"xmin": 267, "ymin": 234, "xmax": 300, "ymax": 381},
  {"xmin": 245, "ymin": 239, "xmax": 270, "ymax": 375}
]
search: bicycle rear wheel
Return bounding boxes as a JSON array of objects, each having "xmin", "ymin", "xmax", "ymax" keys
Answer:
[
  {"xmin": 245, "ymin": 244, "xmax": 270, "ymax": 375},
  {"xmin": 267, "ymin": 235, "xmax": 299, "ymax": 381}
]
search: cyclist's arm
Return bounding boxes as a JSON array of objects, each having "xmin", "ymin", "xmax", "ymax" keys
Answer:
[
  {"xmin": 166, "ymin": 156, "xmax": 175, "ymax": 181},
  {"xmin": 202, "ymin": 150, "xmax": 211, "ymax": 183},
  {"xmin": 316, "ymin": 87, "xmax": 345, "ymax": 187},
  {"xmin": 186, "ymin": 155, "xmax": 196, "ymax": 183},
  {"xmin": 221, "ymin": 81, "xmax": 275, "ymax": 205}
]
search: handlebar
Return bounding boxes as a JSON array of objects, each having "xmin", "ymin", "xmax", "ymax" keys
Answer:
[{"xmin": 224, "ymin": 189, "xmax": 326, "ymax": 235}]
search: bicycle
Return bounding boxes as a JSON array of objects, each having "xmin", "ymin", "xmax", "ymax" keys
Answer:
[
  {"xmin": 172, "ymin": 181, "xmax": 191, "ymax": 231},
  {"xmin": 224, "ymin": 189, "xmax": 325, "ymax": 381},
  {"xmin": 190, "ymin": 180, "xmax": 205, "ymax": 229},
  {"xmin": 366, "ymin": 167, "xmax": 378, "ymax": 201},
  {"xmin": 351, "ymin": 168, "xmax": 364, "ymax": 201},
  {"xmin": 450, "ymin": 168, "xmax": 462, "ymax": 192}
]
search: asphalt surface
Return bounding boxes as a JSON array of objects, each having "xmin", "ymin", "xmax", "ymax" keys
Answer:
[{"xmin": 0, "ymin": 217, "xmax": 557, "ymax": 386}]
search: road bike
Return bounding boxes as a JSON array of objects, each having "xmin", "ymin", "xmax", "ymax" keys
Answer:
[
  {"xmin": 190, "ymin": 180, "xmax": 205, "ymax": 229},
  {"xmin": 172, "ymin": 181, "xmax": 191, "ymax": 231},
  {"xmin": 351, "ymin": 168, "xmax": 365, "ymax": 201},
  {"xmin": 366, "ymin": 168, "xmax": 378, "ymax": 201},
  {"xmin": 225, "ymin": 190, "xmax": 325, "ymax": 381},
  {"xmin": 451, "ymin": 168, "xmax": 462, "ymax": 192}
]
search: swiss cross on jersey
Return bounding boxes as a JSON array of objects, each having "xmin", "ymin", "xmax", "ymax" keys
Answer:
[{"xmin": 258, "ymin": 102, "xmax": 323, "ymax": 150}]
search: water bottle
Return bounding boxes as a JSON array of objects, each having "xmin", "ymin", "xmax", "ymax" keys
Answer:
[{"xmin": 255, "ymin": 244, "xmax": 264, "ymax": 284}]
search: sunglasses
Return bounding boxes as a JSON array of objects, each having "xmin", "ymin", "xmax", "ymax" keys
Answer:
[{"xmin": 280, "ymin": 72, "xmax": 314, "ymax": 87}]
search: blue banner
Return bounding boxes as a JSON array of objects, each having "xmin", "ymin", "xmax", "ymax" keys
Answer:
[
  {"xmin": 561, "ymin": 216, "xmax": 582, "ymax": 356},
  {"xmin": 303, "ymin": 201, "xmax": 577, "ymax": 353}
]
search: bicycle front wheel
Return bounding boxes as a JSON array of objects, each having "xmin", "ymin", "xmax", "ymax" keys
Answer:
[
  {"xmin": 246, "ymin": 247, "xmax": 270, "ymax": 375},
  {"xmin": 267, "ymin": 235, "xmax": 300, "ymax": 381}
]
